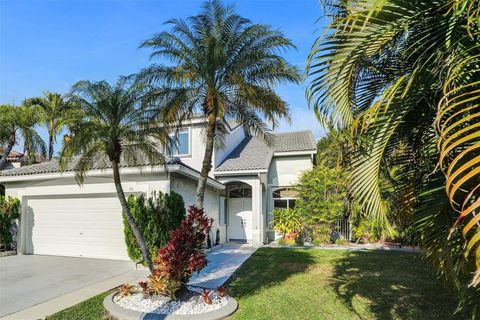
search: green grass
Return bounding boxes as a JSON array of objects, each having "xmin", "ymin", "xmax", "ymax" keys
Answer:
[
  {"xmin": 46, "ymin": 248, "xmax": 463, "ymax": 320},
  {"xmin": 227, "ymin": 248, "xmax": 463, "ymax": 320},
  {"xmin": 45, "ymin": 290, "xmax": 114, "ymax": 320}
]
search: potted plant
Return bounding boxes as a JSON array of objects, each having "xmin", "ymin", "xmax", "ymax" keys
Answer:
[{"xmin": 271, "ymin": 208, "xmax": 303, "ymax": 243}]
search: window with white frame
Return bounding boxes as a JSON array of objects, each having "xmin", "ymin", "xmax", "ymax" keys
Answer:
[
  {"xmin": 167, "ymin": 129, "xmax": 190, "ymax": 156},
  {"xmin": 269, "ymin": 187, "xmax": 298, "ymax": 229}
]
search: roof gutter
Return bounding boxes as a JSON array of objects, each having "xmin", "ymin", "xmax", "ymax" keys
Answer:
[
  {"xmin": 0, "ymin": 164, "xmax": 225, "ymax": 190},
  {"xmin": 0, "ymin": 166, "xmax": 167, "ymax": 183},
  {"xmin": 168, "ymin": 164, "xmax": 225, "ymax": 190},
  {"xmin": 273, "ymin": 150, "xmax": 316, "ymax": 156},
  {"xmin": 213, "ymin": 169, "xmax": 268, "ymax": 176}
]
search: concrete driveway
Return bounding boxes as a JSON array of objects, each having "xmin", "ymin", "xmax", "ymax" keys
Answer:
[{"xmin": 0, "ymin": 255, "xmax": 144, "ymax": 319}]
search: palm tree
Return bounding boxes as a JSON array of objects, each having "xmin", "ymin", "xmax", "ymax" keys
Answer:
[
  {"xmin": 307, "ymin": 0, "xmax": 480, "ymax": 314},
  {"xmin": 60, "ymin": 78, "xmax": 164, "ymax": 272},
  {"xmin": 136, "ymin": 0, "xmax": 301, "ymax": 208},
  {"xmin": 25, "ymin": 92, "xmax": 74, "ymax": 160},
  {"xmin": 0, "ymin": 104, "xmax": 45, "ymax": 169}
]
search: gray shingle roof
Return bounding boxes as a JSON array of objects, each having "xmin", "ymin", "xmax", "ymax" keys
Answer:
[
  {"xmin": 215, "ymin": 130, "xmax": 316, "ymax": 172},
  {"xmin": 215, "ymin": 136, "xmax": 274, "ymax": 172},
  {"xmin": 272, "ymin": 130, "xmax": 317, "ymax": 152},
  {"xmin": 0, "ymin": 155, "xmax": 163, "ymax": 177},
  {"xmin": 1, "ymin": 130, "xmax": 316, "ymax": 176}
]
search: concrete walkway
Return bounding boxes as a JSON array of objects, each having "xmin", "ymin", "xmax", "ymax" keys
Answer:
[
  {"xmin": 0, "ymin": 255, "xmax": 148, "ymax": 320},
  {"xmin": 189, "ymin": 244, "xmax": 256, "ymax": 289}
]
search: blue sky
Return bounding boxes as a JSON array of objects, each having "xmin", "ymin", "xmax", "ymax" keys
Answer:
[{"xmin": 0, "ymin": 0, "xmax": 326, "ymax": 154}]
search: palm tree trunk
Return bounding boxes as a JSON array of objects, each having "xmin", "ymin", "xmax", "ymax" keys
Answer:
[
  {"xmin": 48, "ymin": 134, "xmax": 54, "ymax": 160},
  {"xmin": 0, "ymin": 134, "xmax": 16, "ymax": 170},
  {"xmin": 111, "ymin": 159, "xmax": 154, "ymax": 272},
  {"xmin": 195, "ymin": 115, "xmax": 216, "ymax": 209}
]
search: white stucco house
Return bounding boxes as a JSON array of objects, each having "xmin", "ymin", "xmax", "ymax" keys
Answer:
[{"xmin": 0, "ymin": 117, "xmax": 316, "ymax": 261}]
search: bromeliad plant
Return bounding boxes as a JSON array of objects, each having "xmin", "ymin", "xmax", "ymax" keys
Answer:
[
  {"xmin": 142, "ymin": 206, "xmax": 213, "ymax": 299},
  {"xmin": 201, "ymin": 289, "xmax": 212, "ymax": 305},
  {"xmin": 118, "ymin": 283, "xmax": 137, "ymax": 298}
]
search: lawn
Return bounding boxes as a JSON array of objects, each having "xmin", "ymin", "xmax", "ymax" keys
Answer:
[{"xmin": 47, "ymin": 248, "xmax": 464, "ymax": 320}]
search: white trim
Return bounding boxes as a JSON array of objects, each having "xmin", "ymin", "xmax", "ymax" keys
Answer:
[
  {"xmin": 0, "ymin": 166, "xmax": 167, "ymax": 183},
  {"xmin": 273, "ymin": 151, "xmax": 316, "ymax": 156},
  {"xmin": 214, "ymin": 169, "xmax": 268, "ymax": 176},
  {"xmin": 168, "ymin": 164, "xmax": 225, "ymax": 190},
  {"xmin": 0, "ymin": 164, "xmax": 225, "ymax": 190}
]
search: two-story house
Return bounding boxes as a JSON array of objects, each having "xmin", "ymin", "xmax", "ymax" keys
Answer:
[{"xmin": 0, "ymin": 118, "xmax": 316, "ymax": 261}]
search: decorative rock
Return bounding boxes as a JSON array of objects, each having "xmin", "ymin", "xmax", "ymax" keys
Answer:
[{"xmin": 104, "ymin": 287, "xmax": 238, "ymax": 320}]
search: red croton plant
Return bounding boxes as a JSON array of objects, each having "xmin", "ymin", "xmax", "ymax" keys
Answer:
[{"xmin": 140, "ymin": 206, "xmax": 213, "ymax": 299}]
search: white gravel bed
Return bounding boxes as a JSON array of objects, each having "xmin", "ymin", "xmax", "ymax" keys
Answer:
[{"xmin": 114, "ymin": 286, "xmax": 227, "ymax": 315}]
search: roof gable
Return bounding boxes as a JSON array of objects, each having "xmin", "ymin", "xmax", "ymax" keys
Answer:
[{"xmin": 215, "ymin": 130, "xmax": 316, "ymax": 172}]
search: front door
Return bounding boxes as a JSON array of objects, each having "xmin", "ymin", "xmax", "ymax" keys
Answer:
[{"xmin": 228, "ymin": 197, "xmax": 252, "ymax": 241}]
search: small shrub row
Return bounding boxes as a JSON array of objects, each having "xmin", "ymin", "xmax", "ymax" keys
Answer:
[{"xmin": 0, "ymin": 196, "xmax": 20, "ymax": 251}]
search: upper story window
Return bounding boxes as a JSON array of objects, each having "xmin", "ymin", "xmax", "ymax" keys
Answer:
[{"xmin": 167, "ymin": 129, "xmax": 190, "ymax": 156}]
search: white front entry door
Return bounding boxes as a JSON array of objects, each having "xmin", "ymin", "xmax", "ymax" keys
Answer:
[
  {"xmin": 228, "ymin": 198, "xmax": 252, "ymax": 241},
  {"xmin": 25, "ymin": 195, "xmax": 130, "ymax": 260}
]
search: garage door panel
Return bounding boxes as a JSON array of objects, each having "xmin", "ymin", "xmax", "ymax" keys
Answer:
[{"xmin": 26, "ymin": 196, "xmax": 130, "ymax": 260}]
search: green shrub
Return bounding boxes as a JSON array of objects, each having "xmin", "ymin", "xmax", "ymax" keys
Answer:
[
  {"xmin": 308, "ymin": 223, "xmax": 332, "ymax": 245},
  {"xmin": 335, "ymin": 238, "xmax": 346, "ymax": 246},
  {"xmin": 0, "ymin": 196, "xmax": 20, "ymax": 250},
  {"xmin": 277, "ymin": 239, "xmax": 286, "ymax": 246},
  {"xmin": 123, "ymin": 191, "xmax": 185, "ymax": 263},
  {"xmin": 271, "ymin": 208, "xmax": 303, "ymax": 236},
  {"xmin": 284, "ymin": 239, "xmax": 296, "ymax": 246},
  {"xmin": 352, "ymin": 218, "xmax": 380, "ymax": 243},
  {"xmin": 295, "ymin": 237, "xmax": 304, "ymax": 246}
]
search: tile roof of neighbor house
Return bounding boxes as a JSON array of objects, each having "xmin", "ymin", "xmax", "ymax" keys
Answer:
[{"xmin": 215, "ymin": 130, "xmax": 316, "ymax": 172}]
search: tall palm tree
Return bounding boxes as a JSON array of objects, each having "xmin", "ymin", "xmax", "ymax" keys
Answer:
[
  {"xmin": 136, "ymin": 0, "xmax": 301, "ymax": 208},
  {"xmin": 60, "ymin": 78, "xmax": 164, "ymax": 272},
  {"xmin": 0, "ymin": 104, "xmax": 45, "ymax": 169},
  {"xmin": 25, "ymin": 92, "xmax": 74, "ymax": 160},
  {"xmin": 307, "ymin": 0, "xmax": 480, "ymax": 314}
]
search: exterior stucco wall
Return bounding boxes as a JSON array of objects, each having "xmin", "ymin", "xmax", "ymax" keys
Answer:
[
  {"xmin": 172, "ymin": 124, "xmax": 209, "ymax": 175},
  {"xmin": 266, "ymin": 155, "xmax": 314, "ymax": 241},
  {"xmin": 267, "ymin": 155, "xmax": 314, "ymax": 187},
  {"xmin": 170, "ymin": 173, "xmax": 226, "ymax": 244}
]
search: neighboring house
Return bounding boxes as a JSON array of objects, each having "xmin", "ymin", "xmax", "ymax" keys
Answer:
[
  {"xmin": 0, "ymin": 118, "xmax": 316, "ymax": 261},
  {"xmin": 0, "ymin": 149, "xmax": 24, "ymax": 169},
  {"xmin": 0, "ymin": 149, "xmax": 24, "ymax": 196}
]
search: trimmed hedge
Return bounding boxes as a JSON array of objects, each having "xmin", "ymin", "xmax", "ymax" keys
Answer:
[
  {"xmin": 0, "ymin": 196, "xmax": 20, "ymax": 250},
  {"xmin": 123, "ymin": 191, "xmax": 185, "ymax": 263}
]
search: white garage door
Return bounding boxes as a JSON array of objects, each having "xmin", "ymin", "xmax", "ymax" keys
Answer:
[{"xmin": 26, "ymin": 195, "xmax": 130, "ymax": 260}]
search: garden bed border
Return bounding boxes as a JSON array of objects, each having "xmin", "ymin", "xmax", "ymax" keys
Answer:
[{"xmin": 103, "ymin": 292, "xmax": 238, "ymax": 320}]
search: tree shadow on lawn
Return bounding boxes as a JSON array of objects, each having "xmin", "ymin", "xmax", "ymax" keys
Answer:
[
  {"xmin": 330, "ymin": 250, "xmax": 465, "ymax": 320},
  {"xmin": 224, "ymin": 248, "xmax": 316, "ymax": 299}
]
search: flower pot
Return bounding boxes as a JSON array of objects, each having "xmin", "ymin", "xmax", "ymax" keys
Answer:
[{"xmin": 284, "ymin": 232, "xmax": 297, "ymax": 241}]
